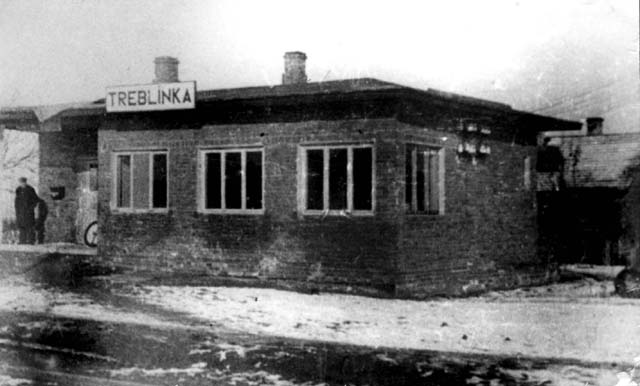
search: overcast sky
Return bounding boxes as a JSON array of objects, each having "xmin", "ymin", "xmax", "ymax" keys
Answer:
[{"xmin": 0, "ymin": 0, "xmax": 637, "ymax": 111}]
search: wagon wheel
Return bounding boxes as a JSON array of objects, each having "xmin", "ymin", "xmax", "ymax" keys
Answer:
[{"xmin": 84, "ymin": 221, "xmax": 98, "ymax": 247}]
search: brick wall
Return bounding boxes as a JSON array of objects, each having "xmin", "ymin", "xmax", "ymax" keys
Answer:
[
  {"xmin": 98, "ymin": 118, "xmax": 403, "ymax": 293},
  {"xmin": 396, "ymin": 131, "xmax": 545, "ymax": 297},
  {"xmin": 97, "ymin": 117, "xmax": 548, "ymax": 297}
]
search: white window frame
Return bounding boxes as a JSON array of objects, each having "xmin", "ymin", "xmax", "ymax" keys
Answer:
[
  {"xmin": 298, "ymin": 143, "xmax": 375, "ymax": 216},
  {"xmin": 110, "ymin": 149, "xmax": 169, "ymax": 213},
  {"xmin": 405, "ymin": 144, "xmax": 445, "ymax": 215},
  {"xmin": 198, "ymin": 147, "xmax": 265, "ymax": 215}
]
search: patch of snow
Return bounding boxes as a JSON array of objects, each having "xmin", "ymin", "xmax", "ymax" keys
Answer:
[
  {"xmin": 502, "ymin": 365, "xmax": 619, "ymax": 386},
  {"xmin": 130, "ymin": 285, "xmax": 640, "ymax": 364},
  {"xmin": 375, "ymin": 353, "xmax": 398, "ymax": 365},
  {"xmin": 216, "ymin": 343, "xmax": 261, "ymax": 361},
  {"xmin": 561, "ymin": 264, "xmax": 626, "ymax": 280},
  {"xmin": 188, "ymin": 348, "xmax": 213, "ymax": 355},
  {"xmin": 109, "ymin": 362, "xmax": 207, "ymax": 377},
  {"xmin": 0, "ymin": 276, "xmax": 178, "ymax": 329},
  {"xmin": 226, "ymin": 370, "xmax": 325, "ymax": 386},
  {"xmin": 484, "ymin": 278, "xmax": 616, "ymax": 299},
  {"xmin": 0, "ymin": 374, "xmax": 32, "ymax": 386}
]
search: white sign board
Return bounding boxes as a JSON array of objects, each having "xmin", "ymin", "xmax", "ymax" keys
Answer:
[{"xmin": 106, "ymin": 81, "xmax": 196, "ymax": 112}]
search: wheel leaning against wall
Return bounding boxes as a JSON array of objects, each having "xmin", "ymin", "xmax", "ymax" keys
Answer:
[{"xmin": 84, "ymin": 221, "xmax": 98, "ymax": 247}]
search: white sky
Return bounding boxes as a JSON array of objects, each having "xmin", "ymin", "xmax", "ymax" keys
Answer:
[{"xmin": 0, "ymin": 0, "xmax": 637, "ymax": 111}]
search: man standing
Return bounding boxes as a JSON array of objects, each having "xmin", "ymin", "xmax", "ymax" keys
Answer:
[
  {"xmin": 35, "ymin": 198, "xmax": 48, "ymax": 244},
  {"xmin": 15, "ymin": 177, "xmax": 39, "ymax": 245}
]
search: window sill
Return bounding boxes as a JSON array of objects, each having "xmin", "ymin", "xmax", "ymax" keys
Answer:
[
  {"xmin": 198, "ymin": 209, "xmax": 265, "ymax": 215},
  {"xmin": 110, "ymin": 208, "xmax": 169, "ymax": 214},
  {"xmin": 406, "ymin": 211, "xmax": 443, "ymax": 216},
  {"xmin": 301, "ymin": 210, "xmax": 374, "ymax": 217}
]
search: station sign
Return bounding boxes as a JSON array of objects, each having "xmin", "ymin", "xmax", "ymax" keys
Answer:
[{"xmin": 106, "ymin": 81, "xmax": 196, "ymax": 112}]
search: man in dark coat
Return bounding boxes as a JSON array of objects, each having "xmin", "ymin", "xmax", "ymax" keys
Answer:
[
  {"xmin": 15, "ymin": 177, "xmax": 39, "ymax": 245},
  {"xmin": 35, "ymin": 198, "xmax": 48, "ymax": 244}
]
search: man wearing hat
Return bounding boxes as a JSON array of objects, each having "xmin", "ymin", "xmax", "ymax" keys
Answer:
[{"xmin": 14, "ymin": 177, "xmax": 39, "ymax": 245}]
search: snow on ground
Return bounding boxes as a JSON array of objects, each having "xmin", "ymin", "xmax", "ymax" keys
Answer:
[
  {"xmin": 483, "ymin": 277, "xmax": 616, "ymax": 299},
  {"xmin": 1, "ymin": 273, "xmax": 638, "ymax": 369},
  {"xmin": 129, "ymin": 282, "xmax": 640, "ymax": 365},
  {"xmin": 110, "ymin": 364, "xmax": 325, "ymax": 386},
  {"xmin": 109, "ymin": 362, "xmax": 208, "ymax": 377},
  {"xmin": 0, "ymin": 374, "xmax": 32, "ymax": 386},
  {"xmin": 0, "ymin": 275, "xmax": 177, "ymax": 328},
  {"xmin": 502, "ymin": 366, "xmax": 619, "ymax": 386}
]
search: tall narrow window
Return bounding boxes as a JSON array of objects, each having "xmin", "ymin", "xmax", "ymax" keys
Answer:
[
  {"xmin": 201, "ymin": 148, "xmax": 264, "ymax": 213},
  {"xmin": 112, "ymin": 150, "xmax": 168, "ymax": 211},
  {"xmin": 301, "ymin": 144, "xmax": 374, "ymax": 214},
  {"xmin": 306, "ymin": 149, "xmax": 324, "ymax": 210},
  {"xmin": 329, "ymin": 148, "xmax": 348, "ymax": 209},
  {"xmin": 245, "ymin": 151, "xmax": 263, "ymax": 209},
  {"xmin": 523, "ymin": 156, "xmax": 532, "ymax": 190},
  {"xmin": 353, "ymin": 148, "xmax": 373, "ymax": 210},
  {"xmin": 225, "ymin": 152, "xmax": 242, "ymax": 209},
  {"xmin": 205, "ymin": 153, "xmax": 221, "ymax": 209},
  {"xmin": 406, "ymin": 144, "xmax": 442, "ymax": 214},
  {"xmin": 132, "ymin": 153, "xmax": 150, "ymax": 209},
  {"xmin": 152, "ymin": 153, "xmax": 168, "ymax": 208},
  {"xmin": 116, "ymin": 155, "xmax": 131, "ymax": 208}
]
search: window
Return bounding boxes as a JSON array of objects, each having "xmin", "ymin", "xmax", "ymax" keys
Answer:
[
  {"xmin": 200, "ymin": 148, "xmax": 264, "ymax": 213},
  {"xmin": 88, "ymin": 163, "xmax": 98, "ymax": 192},
  {"xmin": 300, "ymin": 144, "xmax": 374, "ymax": 214},
  {"xmin": 113, "ymin": 150, "xmax": 168, "ymax": 211},
  {"xmin": 405, "ymin": 144, "xmax": 443, "ymax": 214},
  {"xmin": 524, "ymin": 156, "xmax": 532, "ymax": 190}
]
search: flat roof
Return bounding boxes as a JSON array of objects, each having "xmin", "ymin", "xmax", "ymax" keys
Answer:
[{"xmin": 1, "ymin": 77, "xmax": 581, "ymax": 132}]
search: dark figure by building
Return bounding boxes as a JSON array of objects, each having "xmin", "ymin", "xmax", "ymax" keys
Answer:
[
  {"xmin": 14, "ymin": 177, "xmax": 39, "ymax": 245},
  {"xmin": 536, "ymin": 137, "xmax": 565, "ymax": 191},
  {"xmin": 35, "ymin": 198, "xmax": 48, "ymax": 244}
]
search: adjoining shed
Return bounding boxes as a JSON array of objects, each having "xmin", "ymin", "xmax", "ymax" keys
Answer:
[{"xmin": 538, "ymin": 126, "xmax": 640, "ymax": 266}]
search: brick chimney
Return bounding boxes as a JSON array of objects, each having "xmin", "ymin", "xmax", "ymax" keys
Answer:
[
  {"xmin": 586, "ymin": 117, "xmax": 604, "ymax": 136},
  {"xmin": 153, "ymin": 56, "xmax": 179, "ymax": 83},
  {"xmin": 282, "ymin": 51, "xmax": 307, "ymax": 85}
]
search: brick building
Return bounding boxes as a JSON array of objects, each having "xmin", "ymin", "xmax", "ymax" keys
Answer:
[{"xmin": 1, "ymin": 53, "xmax": 581, "ymax": 297}]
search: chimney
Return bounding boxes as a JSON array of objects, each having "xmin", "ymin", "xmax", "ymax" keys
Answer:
[
  {"xmin": 282, "ymin": 51, "xmax": 307, "ymax": 85},
  {"xmin": 153, "ymin": 56, "xmax": 179, "ymax": 83},
  {"xmin": 586, "ymin": 117, "xmax": 604, "ymax": 136}
]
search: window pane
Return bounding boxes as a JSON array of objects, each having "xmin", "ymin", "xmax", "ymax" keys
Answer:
[
  {"xmin": 416, "ymin": 150, "xmax": 425, "ymax": 212},
  {"xmin": 116, "ymin": 155, "xmax": 131, "ymax": 208},
  {"xmin": 246, "ymin": 151, "xmax": 262, "ymax": 209},
  {"xmin": 132, "ymin": 153, "xmax": 150, "ymax": 209},
  {"xmin": 225, "ymin": 152, "xmax": 242, "ymax": 209},
  {"xmin": 353, "ymin": 147, "xmax": 372, "ymax": 210},
  {"xmin": 89, "ymin": 164, "xmax": 98, "ymax": 192},
  {"xmin": 428, "ymin": 152, "xmax": 439, "ymax": 212},
  {"xmin": 329, "ymin": 148, "xmax": 348, "ymax": 210},
  {"xmin": 152, "ymin": 153, "xmax": 167, "ymax": 208},
  {"xmin": 405, "ymin": 145, "xmax": 413, "ymax": 208},
  {"xmin": 205, "ymin": 153, "xmax": 221, "ymax": 209},
  {"xmin": 306, "ymin": 149, "xmax": 324, "ymax": 210}
]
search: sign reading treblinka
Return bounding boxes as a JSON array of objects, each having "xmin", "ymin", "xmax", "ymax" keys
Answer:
[{"xmin": 106, "ymin": 81, "xmax": 196, "ymax": 112}]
